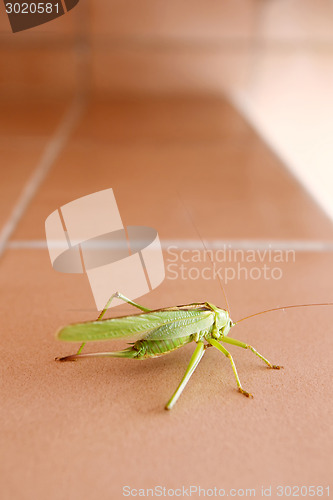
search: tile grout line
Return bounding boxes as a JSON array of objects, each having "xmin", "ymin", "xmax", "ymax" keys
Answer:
[
  {"xmin": 6, "ymin": 239, "xmax": 333, "ymax": 251},
  {"xmin": 0, "ymin": 95, "xmax": 85, "ymax": 260}
]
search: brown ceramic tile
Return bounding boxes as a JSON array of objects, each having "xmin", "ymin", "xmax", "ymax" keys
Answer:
[
  {"xmin": 9, "ymin": 97, "xmax": 333, "ymax": 241},
  {"xmin": 0, "ymin": 97, "xmax": 71, "ymax": 230},
  {"xmin": 0, "ymin": 96, "xmax": 71, "ymax": 138},
  {"xmin": 87, "ymin": 0, "xmax": 255, "ymax": 96},
  {"xmin": 0, "ymin": 46, "xmax": 78, "ymax": 97},
  {"xmin": 91, "ymin": 45, "xmax": 252, "ymax": 94},
  {"xmin": 0, "ymin": 248, "xmax": 332, "ymax": 499},
  {"xmin": 0, "ymin": 144, "xmax": 44, "ymax": 229},
  {"xmin": 71, "ymin": 96, "xmax": 253, "ymax": 144},
  {"xmin": 88, "ymin": 0, "xmax": 257, "ymax": 40}
]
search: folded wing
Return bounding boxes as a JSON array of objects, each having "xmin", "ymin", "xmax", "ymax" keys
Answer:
[{"xmin": 57, "ymin": 309, "xmax": 214, "ymax": 342}]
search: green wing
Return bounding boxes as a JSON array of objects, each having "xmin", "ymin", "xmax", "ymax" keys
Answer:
[
  {"xmin": 146, "ymin": 310, "xmax": 214, "ymax": 340},
  {"xmin": 57, "ymin": 309, "xmax": 214, "ymax": 342}
]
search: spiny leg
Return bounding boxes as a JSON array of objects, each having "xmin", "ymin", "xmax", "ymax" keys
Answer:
[
  {"xmin": 221, "ymin": 336, "xmax": 283, "ymax": 369},
  {"xmin": 76, "ymin": 291, "xmax": 152, "ymax": 355},
  {"xmin": 165, "ymin": 341, "xmax": 205, "ymax": 411},
  {"xmin": 208, "ymin": 338, "xmax": 253, "ymax": 398}
]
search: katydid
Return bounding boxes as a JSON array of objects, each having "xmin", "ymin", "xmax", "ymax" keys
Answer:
[{"xmin": 56, "ymin": 291, "xmax": 333, "ymax": 410}]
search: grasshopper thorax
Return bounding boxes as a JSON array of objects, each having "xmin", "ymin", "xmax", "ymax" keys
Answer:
[{"xmin": 206, "ymin": 303, "xmax": 234, "ymax": 340}]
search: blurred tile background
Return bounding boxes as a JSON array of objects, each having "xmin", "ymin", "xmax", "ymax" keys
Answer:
[{"xmin": 1, "ymin": 1, "xmax": 333, "ymax": 218}]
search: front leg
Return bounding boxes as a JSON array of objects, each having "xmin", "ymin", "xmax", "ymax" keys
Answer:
[
  {"xmin": 208, "ymin": 338, "xmax": 253, "ymax": 398},
  {"xmin": 221, "ymin": 336, "xmax": 283, "ymax": 369}
]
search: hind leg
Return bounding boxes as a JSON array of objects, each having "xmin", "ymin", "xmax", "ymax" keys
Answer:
[
  {"xmin": 76, "ymin": 292, "xmax": 152, "ymax": 355},
  {"xmin": 56, "ymin": 345, "xmax": 142, "ymax": 362}
]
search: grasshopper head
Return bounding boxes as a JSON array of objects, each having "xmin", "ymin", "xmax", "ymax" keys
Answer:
[
  {"xmin": 220, "ymin": 316, "xmax": 234, "ymax": 337},
  {"xmin": 212, "ymin": 306, "xmax": 234, "ymax": 338},
  {"xmin": 208, "ymin": 304, "xmax": 234, "ymax": 339}
]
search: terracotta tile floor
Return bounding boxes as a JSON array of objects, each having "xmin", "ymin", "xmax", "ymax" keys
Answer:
[
  {"xmin": 10, "ymin": 97, "xmax": 333, "ymax": 242},
  {"xmin": 0, "ymin": 97, "xmax": 71, "ymax": 231},
  {"xmin": 1, "ymin": 95, "xmax": 332, "ymax": 499}
]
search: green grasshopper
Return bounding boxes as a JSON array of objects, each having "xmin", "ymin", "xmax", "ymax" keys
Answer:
[
  {"xmin": 56, "ymin": 293, "xmax": 333, "ymax": 409},
  {"xmin": 57, "ymin": 291, "xmax": 304, "ymax": 410}
]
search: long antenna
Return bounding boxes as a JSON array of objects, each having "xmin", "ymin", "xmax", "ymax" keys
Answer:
[
  {"xmin": 236, "ymin": 302, "xmax": 333, "ymax": 324},
  {"xmin": 176, "ymin": 193, "xmax": 231, "ymax": 315}
]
